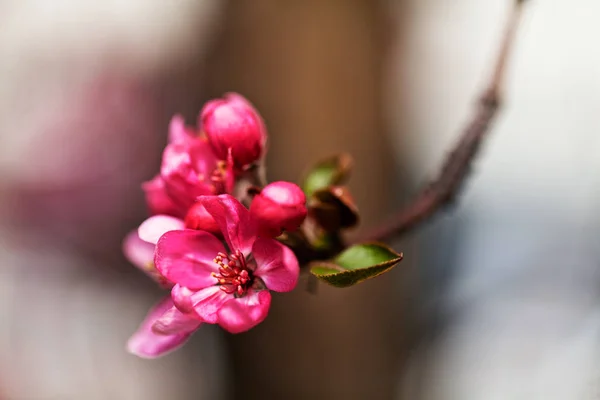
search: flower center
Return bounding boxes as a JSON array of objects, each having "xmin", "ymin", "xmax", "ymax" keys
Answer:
[{"xmin": 212, "ymin": 250, "xmax": 253, "ymax": 296}]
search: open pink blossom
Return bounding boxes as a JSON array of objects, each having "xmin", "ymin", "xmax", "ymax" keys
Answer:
[
  {"xmin": 155, "ymin": 194, "xmax": 299, "ymax": 333},
  {"xmin": 127, "ymin": 296, "xmax": 202, "ymax": 359}
]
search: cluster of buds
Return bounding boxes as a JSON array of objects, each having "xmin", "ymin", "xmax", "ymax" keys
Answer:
[
  {"xmin": 123, "ymin": 93, "xmax": 308, "ymax": 358},
  {"xmin": 117, "ymin": 0, "xmax": 527, "ymax": 364},
  {"xmin": 123, "ymin": 92, "xmax": 403, "ymax": 359}
]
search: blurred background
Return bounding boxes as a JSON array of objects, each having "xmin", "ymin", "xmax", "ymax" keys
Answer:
[{"xmin": 1, "ymin": 0, "xmax": 599, "ymax": 399}]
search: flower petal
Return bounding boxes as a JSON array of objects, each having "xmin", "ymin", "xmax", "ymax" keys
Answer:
[
  {"xmin": 171, "ymin": 284, "xmax": 196, "ymax": 314},
  {"xmin": 155, "ymin": 230, "xmax": 225, "ymax": 289},
  {"xmin": 138, "ymin": 215, "xmax": 185, "ymax": 245},
  {"xmin": 181, "ymin": 285, "xmax": 232, "ymax": 324},
  {"xmin": 142, "ymin": 175, "xmax": 186, "ymax": 218},
  {"xmin": 160, "ymin": 143, "xmax": 202, "ymax": 211},
  {"xmin": 188, "ymin": 139, "xmax": 220, "ymax": 181},
  {"xmin": 198, "ymin": 194, "xmax": 256, "ymax": 255},
  {"xmin": 225, "ymin": 148, "xmax": 235, "ymax": 193},
  {"xmin": 127, "ymin": 296, "xmax": 196, "ymax": 359},
  {"xmin": 160, "ymin": 141, "xmax": 217, "ymax": 212},
  {"xmin": 184, "ymin": 202, "xmax": 221, "ymax": 236},
  {"xmin": 122, "ymin": 230, "xmax": 172, "ymax": 287},
  {"xmin": 122, "ymin": 230, "xmax": 155, "ymax": 271},
  {"xmin": 168, "ymin": 114, "xmax": 196, "ymax": 144},
  {"xmin": 217, "ymin": 289, "xmax": 271, "ymax": 333},
  {"xmin": 152, "ymin": 306, "xmax": 202, "ymax": 335},
  {"xmin": 252, "ymin": 237, "xmax": 300, "ymax": 292}
]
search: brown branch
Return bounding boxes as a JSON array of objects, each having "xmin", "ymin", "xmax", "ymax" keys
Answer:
[{"xmin": 356, "ymin": 0, "xmax": 527, "ymax": 243}]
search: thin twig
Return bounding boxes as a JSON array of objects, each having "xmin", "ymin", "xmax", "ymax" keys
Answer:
[{"xmin": 356, "ymin": 0, "xmax": 527, "ymax": 243}]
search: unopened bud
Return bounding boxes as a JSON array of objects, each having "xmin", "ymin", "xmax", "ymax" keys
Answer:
[
  {"xmin": 250, "ymin": 181, "xmax": 307, "ymax": 237},
  {"xmin": 200, "ymin": 93, "xmax": 266, "ymax": 168}
]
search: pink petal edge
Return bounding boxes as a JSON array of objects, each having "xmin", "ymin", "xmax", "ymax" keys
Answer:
[
  {"xmin": 152, "ymin": 306, "xmax": 203, "ymax": 335},
  {"xmin": 138, "ymin": 215, "xmax": 185, "ymax": 245},
  {"xmin": 217, "ymin": 289, "xmax": 272, "ymax": 334},
  {"xmin": 127, "ymin": 296, "xmax": 196, "ymax": 359},
  {"xmin": 252, "ymin": 237, "xmax": 300, "ymax": 292}
]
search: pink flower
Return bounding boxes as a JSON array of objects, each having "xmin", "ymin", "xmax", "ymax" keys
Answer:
[
  {"xmin": 127, "ymin": 296, "xmax": 202, "ymax": 359},
  {"xmin": 200, "ymin": 93, "xmax": 267, "ymax": 168},
  {"xmin": 155, "ymin": 194, "xmax": 299, "ymax": 333},
  {"xmin": 250, "ymin": 181, "xmax": 307, "ymax": 237},
  {"xmin": 143, "ymin": 115, "xmax": 233, "ymax": 219}
]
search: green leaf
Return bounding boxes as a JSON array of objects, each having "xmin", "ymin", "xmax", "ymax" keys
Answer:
[
  {"xmin": 309, "ymin": 243, "xmax": 403, "ymax": 288},
  {"xmin": 302, "ymin": 153, "xmax": 353, "ymax": 197}
]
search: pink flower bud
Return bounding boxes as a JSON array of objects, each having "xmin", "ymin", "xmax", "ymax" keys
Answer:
[
  {"xmin": 184, "ymin": 202, "xmax": 221, "ymax": 237},
  {"xmin": 200, "ymin": 93, "xmax": 266, "ymax": 168},
  {"xmin": 250, "ymin": 181, "xmax": 307, "ymax": 237}
]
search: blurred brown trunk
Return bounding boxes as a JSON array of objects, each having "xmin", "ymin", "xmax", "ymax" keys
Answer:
[{"xmin": 202, "ymin": 1, "xmax": 413, "ymax": 398}]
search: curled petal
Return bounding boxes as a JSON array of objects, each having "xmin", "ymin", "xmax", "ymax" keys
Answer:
[
  {"xmin": 252, "ymin": 238, "xmax": 300, "ymax": 292},
  {"xmin": 171, "ymin": 284, "xmax": 196, "ymax": 314},
  {"xmin": 138, "ymin": 215, "xmax": 185, "ymax": 245},
  {"xmin": 152, "ymin": 306, "xmax": 202, "ymax": 335},
  {"xmin": 198, "ymin": 194, "xmax": 256, "ymax": 255},
  {"xmin": 217, "ymin": 289, "xmax": 271, "ymax": 334},
  {"xmin": 127, "ymin": 297, "xmax": 195, "ymax": 359},
  {"xmin": 155, "ymin": 230, "xmax": 224, "ymax": 289}
]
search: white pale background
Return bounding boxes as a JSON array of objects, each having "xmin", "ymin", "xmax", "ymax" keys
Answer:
[{"xmin": 387, "ymin": 0, "xmax": 600, "ymax": 399}]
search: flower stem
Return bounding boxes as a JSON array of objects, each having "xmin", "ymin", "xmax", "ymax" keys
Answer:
[{"xmin": 355, "ymin": 0, "xmax": 528, "ymax": 244}]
